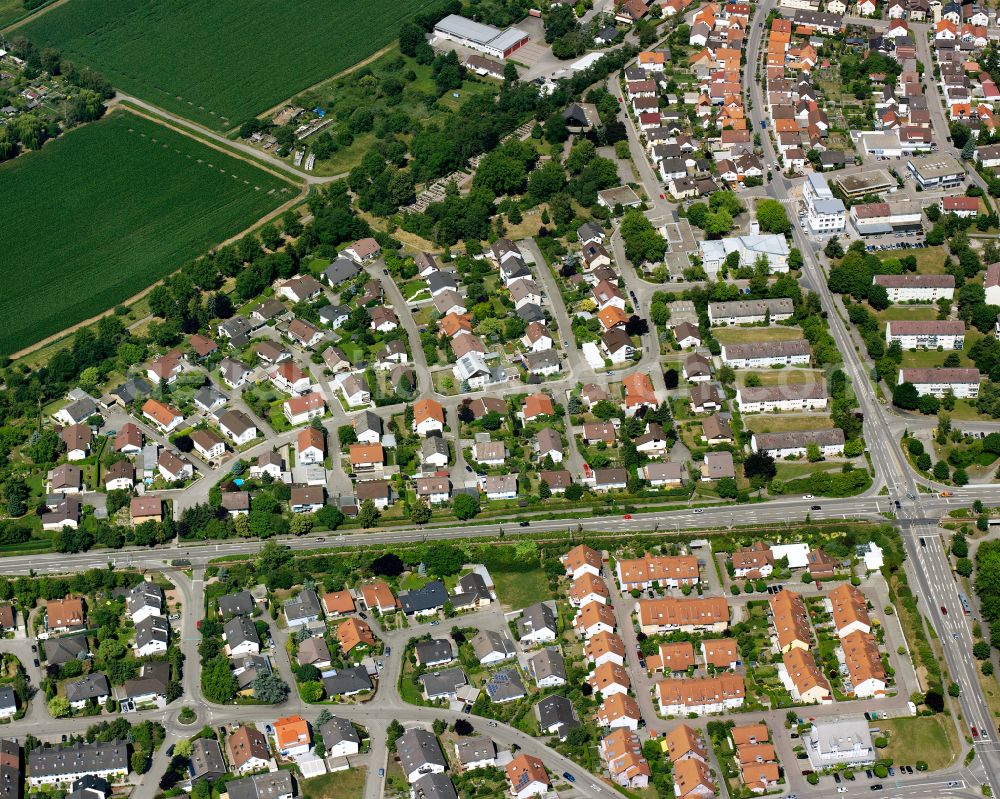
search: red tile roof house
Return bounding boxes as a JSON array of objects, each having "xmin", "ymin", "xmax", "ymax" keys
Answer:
[
  {"xmin": 940, "ymin": 196, "xmax": 980, "ymax": 217},
  {"xmin": 345, "ymin": 238, "xmax": 381, "ymax": 263},
  {"xmin": 283, "ymin": 393, "xmax": 325, "ymax": 426}
]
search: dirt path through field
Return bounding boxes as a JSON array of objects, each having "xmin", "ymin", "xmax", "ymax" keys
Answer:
[{"xmin": 1, "ymin": 0, "xmax": 70, "ymax": 34}]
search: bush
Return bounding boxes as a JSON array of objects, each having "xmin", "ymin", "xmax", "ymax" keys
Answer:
[
  {"xmin": 874, "ymin": 736, "xmax": 889, "ymax": 748},
  {"xmin": 807, "ymin": 774, "xmax": 819, "ymax": 785}
]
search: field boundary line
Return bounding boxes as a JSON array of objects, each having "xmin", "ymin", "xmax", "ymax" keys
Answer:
[
  {"xmin": 112, "ymin": 100, "xmax": 304, "ymax": 186},
  {"xmin": 1, "ymin": 0, "xmax": 65, "ymax": 34},
  {"xmin": 9, "ymin": 107, "xmax": 308, "ymax": 362}
]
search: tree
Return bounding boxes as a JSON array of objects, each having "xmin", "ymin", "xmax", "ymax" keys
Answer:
[
  {"xmin": 924, "ymin": 689, "xmax": 944, "ymax": 712},
  {"xmin": 892, "ymin": 382, "xmax": 920, "ymax": 410},
  {"xmin": 173, "ymin": 739, "xmax": 193, "ymax": 759},
  {"xmin": 387, "ymin": 720, "xmax": 405, "ymax": 751},
  {"xmin": 423, "ymin": 543, "xmax": 465, "ymax": 576},
  {"xmin": 824, "ymin": 237, "xmax": 844, "ymax": 259},
  {"xmin": 300, "ymin": 681, "xmax": 324, "ymax": 703},
  {"xmin": 664, "ymin": 368, "xmax": 679, "ymax": 389},
  {"xmin": 3, "ymin": 479, "xmax": 28, "ymax": 517},
  {"xmin": 948, "ymin": 681, "xmax": 961, "ymax": 697},
  {"xmin": 454, "ymin": 718, "xmax": 473, "ymax": 735},
  {"xmin": 867, "ymin": 284, "xmax": 890, "ymax": 311},
  {"xmin": 620, "ymin": 209, "xmax": 667, "ymax": 265},
  {"xmin": 201, "ymin": 656, "xmax": 238, "ymax": 703},
  {"xmin": 316, "ymin": 505, "xmax": 345, "ymax": 530},
  {"xmin": 371, "ymin": 553, "xmax": 404, "ymax": 576},
  {"xmin": 756, "ymin": 199, "xmax": 791, "ymax": 234},
  {"xmin": 933, "ymin": 461, "xmax": 950, "ymax": 481},
  {"xmin": 357, "ymin": 499, "xmax": 381, "ymax": 529},
  {"xmin": 252, "ymin": 673, "xmax": 290, "ymax": 703},
  {"xmin": 717, "ymin": 477, "xmax": 738, "ymax": 498},
  {"xmin": 399, "ymin": 22, "xmax": 425, "ymax": 56},
  {"xmin": 409, "ymin": 499, "xmax": 432, "ymax": 525},
  {"xmin": 744, "ymin": 452, "xmax": 777, "ymax": 483},
  {"xmin": 957, "ymin": 558, "xmax": 973, "ymax": 577},
  {"xmin": 973, "ymin": 641, "xmax": 991, "ymax": 660},
  {"xmin": 48, "ymin": 696, "xmax": 70, "ymax": 718},
  {"xmin": 452, "ymin": 493, "xmax": 480, "ymax": 520},
  {"xmin": 807, "ymin": 443, "xmax": 822, "ymax": 462}
]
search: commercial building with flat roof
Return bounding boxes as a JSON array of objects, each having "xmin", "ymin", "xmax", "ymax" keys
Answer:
[
  {"xmin": 832, "ymin": 170, "xmax": 896, "ymax": 199},
  {"xmin": 433, "ymin": 14, "xmax": 529, "ymax": 59},
  {"xmin": 850, "ymin": 201, "xmax": 923, "ymax": 236},
  {"xmin": 906, "ymin": 154, "xmax": 965, "ymax": 189},
  {"xmin": 803, "ymin": 173, "xmax": 846, "ymax": 233}
]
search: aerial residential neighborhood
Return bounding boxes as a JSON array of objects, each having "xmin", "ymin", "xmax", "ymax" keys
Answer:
[{"xmin": 4, "ymin": 0, "xmax": 1000, "ymax": 796}]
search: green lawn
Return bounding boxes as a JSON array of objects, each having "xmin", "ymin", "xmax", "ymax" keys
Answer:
[
  {"xmin": 17, "ymin": 0, "xmax": 436, "ymax": 129},
  {"xmin": 743, "ymin": 414, "xmax": 834, "ymax": 433},
  {"xmin": 876, "ymin": 305, "xmax": 939, "ymax": 322},
  {"xmin": 775, "ymin": 461, "xmax": 836, "ymax": 481},
  {"xmin": 736, "ymin": 368, "xmax": 823, "ymax": 387},
  {"xmin": 878, "ymin": 245, "xmax": 949, "ymax": 274},
  {"xmin": 872, "ymin": 716, "xmax": 958, "ymax": 772},
  {"xmin": 492, "ymin": 568, "xmax": 551, "ymax": 610},
  {"xmin": 713, "ymin": 327, "xmax": 804, "ymax": 345},
  {"xmin": 898, "ymin": 347, "xmax": 974, "ymax": 370},
  {"xmin": 0, "ymin": 111, "xmax": 292, "ymax": 356},
  {"xmin": 300, "ymin": 767, "xmax": 366, "ymax": 799}
]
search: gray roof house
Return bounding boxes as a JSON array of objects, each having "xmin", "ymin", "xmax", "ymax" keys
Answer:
[
  {"xmin": 134, "ymin": 616, "xmax": 169, "ymax": 656},
  {"xmin": 65, "ymin": 674, "xmax": 109, "ymax": 707},
  {"xmin": 284, "ymin": 590, "xmax": 322, "ymax": 628},
  {"xmin": 224, "ymin": 616, "xmax": 261, "ymax": 654},
  {"xmin": 528, "ymin": 648, "xmax": 567, "ymax": 687},
  {"xmin": 411, "ymin": 773, "xmax": 458, "ymax": 799},
  {"xmin": 516, "ymin": 602, "xmax": 557, "ymax": 643},
  {"xmin": 319, "ymin": 717, "xmax": 361, "ymax": 753},
  {"xmin": 44, "ymin": 635, "xmax": 89, "ymax": 666},
  {"xmin": 121, "ymin": 661, "xmax": 170, "ymax": 704},
  {"xmin": 471, "ymin": 630, "xmax": 516, "ymax": 664},
  {"xmin": 225, "ymin": 770, "xmax": 295, "ymax": 799},
  {"xmin": 396, "ymin": 728, "xmax": 447, "ymax": 783},
  {"xmin": 323, "ymin": 257, "xmax": 361, "ymax": 287},
  {"xmin": 0, "ymin": 686, "xmax": 16, "ymax": 717},
  {"xmin": 414, "ymin": 639, "xmax": 456, "ymax": 668},
  {"xmin": 419, "ymin": 667, "xmax": 468, "ymax": 701},
  {"xmin": 535, "ymin": 695, "xmax": 580, "ymax": 740},
  {"xmin": 28, "ymin": 741, "xmax": 129, "ymax": 787},
  {"xmin": 399, "ymin": 581, "xmax": 448, "ymax": 616},
  {"xmin": 125, "ymin": 581, "xmax": 164, "ymax": 621},
  {"xmin": 322, "ymin": 665, "xmax": 371, "ymax": 697},
  {"xmin": 451, "ymin": 573, "xmax": 491, "ymax": 609},
  {"xmin": 218, "ymin": 590, "xmax": 255, "ymax": 619},
  {"xmin": 485, "ymin": 668, "xmax": 526, "ymax": 703},
  {"xmin": 190, "ymin": 738, "xmax": 227, "ymax": 783},
  {"xmin": 454, "ymin": 738, "xmax": 496, "ymax": 770}
]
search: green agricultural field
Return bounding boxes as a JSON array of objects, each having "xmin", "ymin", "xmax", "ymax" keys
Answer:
[
  {"xmin": 0, "ymin": 110, "xmax": 293, "ymax": 356},
  {"xmin": 18, "ymin": 0, "xmax": 436, "ymax": 129}
]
